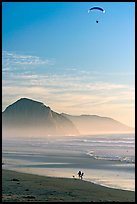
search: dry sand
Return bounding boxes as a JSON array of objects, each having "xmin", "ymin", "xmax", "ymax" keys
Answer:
[{"xmin": 2, "ymin": 169, "xmax": 135, "ymax": 202}]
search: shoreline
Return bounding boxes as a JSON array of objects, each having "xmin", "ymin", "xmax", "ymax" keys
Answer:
[
  {"xmin": 2, "ymin": 154, "xmax": 135, "ymax": 192},
  {"xmin": 2, "ymin": 169, "xmax": 135, "ymax": 202},
  {"xmin": 3, "ymin": 165, "xmax": 135, "ymax": 193}
]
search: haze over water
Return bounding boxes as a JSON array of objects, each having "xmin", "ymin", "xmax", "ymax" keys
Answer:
[{"xmin": 2, "ymin": 133, "xmax": 135, "ymax": 191}]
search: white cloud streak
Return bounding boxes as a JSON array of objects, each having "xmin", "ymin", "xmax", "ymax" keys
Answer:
[
  {"xmin": 2, "ymin": 51, "xmax": 54, "ymax": 71},
  {"xmin": 2, "ymin": 73, "xmax": 134, "ymax": 110}
]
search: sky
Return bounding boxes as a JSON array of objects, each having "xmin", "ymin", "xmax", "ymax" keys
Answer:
[{"xmin": 2, "ymin": 2, "xmax": 135, "ymax": 128}]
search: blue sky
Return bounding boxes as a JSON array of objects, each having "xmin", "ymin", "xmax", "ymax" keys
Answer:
[{"xmin": 2, "ymin": 2, "xmax": 135, "ymax": 127}]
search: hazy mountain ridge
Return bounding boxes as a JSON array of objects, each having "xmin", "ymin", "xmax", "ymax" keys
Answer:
[
  {"xmin": 2, "ymin": 98, "xmax": 79, "ymax": 136},
  {"xmin": 2, "ymin": 98, "xmax": 134, "ymax": 137},
  {"xmin": 61, "ymin": 113, "xmax": 133, "ymax": 134}
]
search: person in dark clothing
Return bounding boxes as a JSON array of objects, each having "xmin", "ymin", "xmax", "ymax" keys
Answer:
[
  {"xmin": 80, "ymin": 172, "xmax": 84, "ymax": 179},
  {"xmin": 78, "ymin": 170, "xmax": 81, "ymax": 179}
]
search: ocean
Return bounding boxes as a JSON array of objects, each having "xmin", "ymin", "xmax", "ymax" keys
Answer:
[{"xmin": 2, "ymin": 133, "xmax": 135, "ymax": 191}]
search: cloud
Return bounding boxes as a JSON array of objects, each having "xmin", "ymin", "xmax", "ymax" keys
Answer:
[
  {"xmin": 2, "ymin": 78, "xmax": 134, "ymax": 110},
  {"xmin": 2, "ymin": 78, "xmax": 135, "ymax": 127},
  {"xmin": 2, "ymin": 51, "xmax": 55, "ymax": 71},
  {"xmin": 2, "ymin": 68, "xmax": 135, "ymax": 97},
  {"xmin": 3, "ymin": 69, "xmax": 134, "ymax": 95}
]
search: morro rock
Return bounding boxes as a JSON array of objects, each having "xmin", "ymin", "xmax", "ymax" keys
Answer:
[{"xmin": 2, "ymin": 98, "xmax": 79, "ymax": 136}]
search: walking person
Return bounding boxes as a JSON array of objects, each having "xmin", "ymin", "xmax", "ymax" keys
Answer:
[
  {"xmin": 77, "ymin": 170, "xmax": 81, "ymax": 179},
  {"xmin": 80, "ymin": 172, "xmax": 84, "ymax": 180}
]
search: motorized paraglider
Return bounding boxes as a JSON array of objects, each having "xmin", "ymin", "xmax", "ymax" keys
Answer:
[{"xmin": 88, "ymin": 7, "xmax": 105, "ymax": 23}]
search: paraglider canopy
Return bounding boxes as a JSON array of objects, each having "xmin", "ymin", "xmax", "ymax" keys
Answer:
[{"xmin": 88, "ymin": 7, "xmax": 105, "ymax": 13}]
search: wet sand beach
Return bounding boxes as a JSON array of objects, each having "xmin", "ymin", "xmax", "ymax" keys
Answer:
[{"xmin": 2, "ymin": 169, "xmax": 135, "ymax": 202}]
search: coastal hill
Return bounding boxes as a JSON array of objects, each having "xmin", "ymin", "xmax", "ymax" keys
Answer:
[
  {"xmin": 2, "ymin": 98, "xmax": 79, "ymax": 136},
  {"xmin": 2, "ymin": 98, "xmax": 133, "ymax": 137},
  {"xmin": 61, "ymin": 113, "xmax": 133, "ymax": 134}
]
